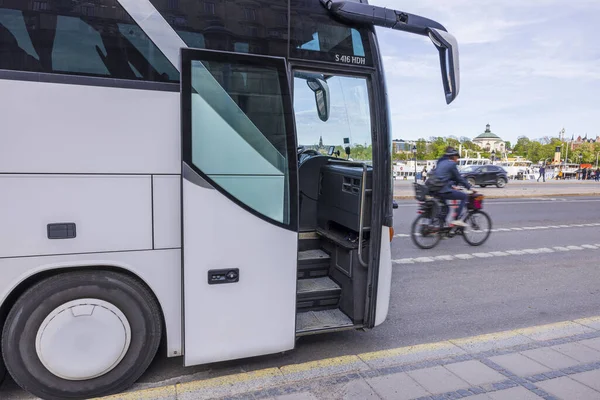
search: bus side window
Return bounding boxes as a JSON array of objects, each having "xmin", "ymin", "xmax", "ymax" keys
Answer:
[
  {"xmin": 0, "ymin": 1, "xmax": 179, "ymax": 83},
  {"xmin": 0, "ymin": 9, "xmax": 42, "ymax": 72}
]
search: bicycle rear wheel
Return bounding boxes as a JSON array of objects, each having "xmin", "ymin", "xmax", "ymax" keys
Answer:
[
  {"xmin": 462, "ymin": 210, "xmax": 492, "ymax": 246},
  {"xmin": 411, "ymin": 215, "xmax": 442, "ymax": 249}
]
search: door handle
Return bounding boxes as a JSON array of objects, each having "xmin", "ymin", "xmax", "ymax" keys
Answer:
[{"xmin": 208, "ymin": 269, "xmax": 239, "ymax": 284}]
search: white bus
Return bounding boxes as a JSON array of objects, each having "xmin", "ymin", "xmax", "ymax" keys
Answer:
[{"xmin": 0, "ymin": 0, "xmax": 460, "ymax": 398}]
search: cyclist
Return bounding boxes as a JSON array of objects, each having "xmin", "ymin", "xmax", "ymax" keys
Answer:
[{"xmin": 430, "ymin": 147, "xmax": 474, "ymax": 227}]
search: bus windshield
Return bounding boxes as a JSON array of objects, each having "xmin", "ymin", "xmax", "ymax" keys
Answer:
[{"xmin": 293, "ymin": 72, "xmax": 372, "ymax": 160}]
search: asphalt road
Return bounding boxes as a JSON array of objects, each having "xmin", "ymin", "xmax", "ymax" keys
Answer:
[{"xmin": 3, "ymin": 196, "xmax": 600, "ymax": 397}]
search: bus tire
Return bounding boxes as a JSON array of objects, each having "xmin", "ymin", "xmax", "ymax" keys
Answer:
[
  {"xmin": 0, "ymin": 352, "xmax": 5, "ymax": 385},
  {"xmin": 1, "ymin": 270, "xmax": 162, "ymax": 400}
]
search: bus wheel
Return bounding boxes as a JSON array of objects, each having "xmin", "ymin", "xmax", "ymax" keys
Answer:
[
  {"xmin": 1, "ymin": 270, "xmax": 162, "ymax": 400},
  {"xmin": 0, "ymin": 351, "xmax": 5, "ymax": 385}
]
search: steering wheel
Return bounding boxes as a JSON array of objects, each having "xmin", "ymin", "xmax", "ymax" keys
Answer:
[{"xmin": 297, "ymin": 146, "xmax": 320, "ymax": 156}]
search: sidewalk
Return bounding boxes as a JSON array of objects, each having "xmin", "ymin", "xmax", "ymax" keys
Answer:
[
  {"xmin": 393, "ymin": 180, "xmax": 600, "ymax": 200},
  {"xmin": 97, "ymin": 317, "xmax": 600, "ymax": 400}
]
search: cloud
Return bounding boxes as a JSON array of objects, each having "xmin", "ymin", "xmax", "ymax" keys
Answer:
[{"xmin": 371, "ymin": 0, "xmax": 600, "ymax": 144}]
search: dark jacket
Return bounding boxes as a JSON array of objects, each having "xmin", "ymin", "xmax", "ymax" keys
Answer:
[{"xmin": 434, "ymin": 158, "xmax": 472, "ymax": 193}]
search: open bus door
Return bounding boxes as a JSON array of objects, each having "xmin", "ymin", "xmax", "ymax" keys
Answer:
[{"xmin": 180, "ymin": 48, "xmax": 299, "ymax": 365}]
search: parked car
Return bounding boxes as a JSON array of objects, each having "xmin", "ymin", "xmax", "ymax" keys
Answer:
[{"xmin": 461, "ymin": 165, "xmax": 508, "ymax": 188}]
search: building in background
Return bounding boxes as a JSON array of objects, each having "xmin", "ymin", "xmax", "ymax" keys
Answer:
[{"xmin": 472, "ymin": 124, "xmax": 506, "ymax": 153}]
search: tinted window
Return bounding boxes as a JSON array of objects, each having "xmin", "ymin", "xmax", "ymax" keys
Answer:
[
  {"xmin": 149, "ymin": 0, "xmax": 289, "ymax": 58},
  {"xmin": 0, "ymin": 1, "xmax": 178, "ymax": 82},
  {"xmin": 290, "ymin": 0, "xmax": 372, "ymax": 66},
  {"xmin": 185, "ymin": 55, "xmax": 292, "ymax": 224}
]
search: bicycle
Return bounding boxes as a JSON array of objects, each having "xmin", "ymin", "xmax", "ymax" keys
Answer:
[{"xmin": 410, "ymin": 183, "xmax": 492, "ymax": 249}]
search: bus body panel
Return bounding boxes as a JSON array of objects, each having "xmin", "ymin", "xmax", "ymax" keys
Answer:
[
  {"xmin": 152, "ymin": 175, "xmax": 182, "ymax": 250},
  {"xmin": 0, "ymin": 174, "xmax": 153, "ymax": 258},
  {"xmin": 0, "ymin": 79, "xmax": 180, "ymax": 175},
  {"xmin": 0, "ymin": 249, "xmax": 183, "ymax": 357},
  {"xmin": 182, "ymin": 178, "xmax": 297, "ymax": 365},
  {"xmin": 375, "ymin": 226, "xmax": 392, "ymax": 327}
]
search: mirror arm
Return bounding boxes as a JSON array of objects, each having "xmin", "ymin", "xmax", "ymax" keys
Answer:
[
  {"xmin": 320, "ymin": 0, "xmax": 460, "ymax": 104},
  {"xmin": 319, "ymin": 0, "xmax": 447, "ymax": 35}
]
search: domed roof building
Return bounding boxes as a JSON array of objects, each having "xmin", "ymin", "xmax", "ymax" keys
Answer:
[{"xmin": 473, "ymin": 124, "xmax": 506, "ymax": 153}]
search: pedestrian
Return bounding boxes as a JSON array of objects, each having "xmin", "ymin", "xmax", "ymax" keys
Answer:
[
  {"xmin": 537, "ymin": 164, "xmax": 546, "ymax": 182},
  {"xmin": 421, "ymin": 167, "xmax": 427, "ymax": 182},
  {"xmin": 596, "ymin": 168, "xmax": 600, "ymax": 182}
]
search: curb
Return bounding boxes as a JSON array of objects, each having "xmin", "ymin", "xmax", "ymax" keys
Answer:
[
  {"xmin": 96, "ymin": 316, "xmax": 600, "ymax": 400},
  {"xmin": 393, "ymin": 192, "xmax": 600, "ymax": 200}
]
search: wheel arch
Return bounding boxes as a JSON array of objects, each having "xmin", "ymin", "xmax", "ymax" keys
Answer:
[{"xmin": 0, "ymin": 264, "xmax": 168, "ymax": 353}]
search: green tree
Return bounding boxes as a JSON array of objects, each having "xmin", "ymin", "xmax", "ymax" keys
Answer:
[
  {"xmin": 429, "ymin": 137, "xmax": 447, "ymax": 159},
  {"xmin": 512, "ymin": 136, "xmax": 531, "ymax": 156},
  {"xmin": 416, "ymin": 138, "xmax": 428, "ymax": 160}
]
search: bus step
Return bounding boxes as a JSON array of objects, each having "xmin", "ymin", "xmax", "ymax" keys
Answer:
[
  {"xmin": 296, "ymin": 308, "xmax": 354, "ymax": 335},
  {"xmin": 298, "ymin": 231, "xmax": 322, "ymax": 252},
  {"xmin": 296, "ymin": 277, "xmax": 341, "ymax": 311},
  {"xmin": 297, "ymin": 249, "xmax": 330, "ymax": 279}
]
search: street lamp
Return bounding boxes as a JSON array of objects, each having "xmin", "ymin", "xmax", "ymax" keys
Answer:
[{"xmin": 412, "ymin": 144, "xmax": 417, "ymax": 182}]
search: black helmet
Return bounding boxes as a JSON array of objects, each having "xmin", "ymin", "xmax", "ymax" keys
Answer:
[{"xmin": 444, "ymin": 146, "xmax": 459, "ymax": 157}]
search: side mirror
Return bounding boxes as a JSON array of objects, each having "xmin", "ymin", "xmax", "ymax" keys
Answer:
[
  {"xmin": 428, "ymin": 28, "xmax": 460, "ymax": 104},
  {"xmin": 317, "ymin": 1, "xmax": 461, "ymax": 105},
  {"xmin": 328, "ymin": 146, "xmax": 336, "ymax": 156},
  {"xmin": 306, "ymin": 78, "xmax": 330, "ymax": 122}
]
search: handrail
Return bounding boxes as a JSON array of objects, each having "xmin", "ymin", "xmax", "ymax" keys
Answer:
[
  {"xmin": 328, "ymin": 160, "xmax": 370, "ymax": 267},
  {"xmin": 357, "ymin": 163, "xmax": 369, "ymax": 267}
]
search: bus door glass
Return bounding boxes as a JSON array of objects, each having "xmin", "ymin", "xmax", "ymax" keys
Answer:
[{"xmin": 180, "ymin": 48, "xmax": 298, "ymax": 366}]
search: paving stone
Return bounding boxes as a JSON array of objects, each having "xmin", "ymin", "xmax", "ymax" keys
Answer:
[
  {"xmin": 366, "ymin": 372, "xmax": 430, "ymax": 400},
  {"xmin": 571, "ymin": 370, "xmax": 600, "ymax": 391},
  {"xmin": 487, "ymin": 387, "xmax": 544, "ymax": 400},
  {"xmin": 551, "ymin": 341, "xmax": 600, "ymax": 363},
  {"xmin": 338, "ymin": 379, "xmax": 382, "ymax": 400},
  {"xmin": 515, "ymin": 321, "xmax": 594, "ymax": 341},
  {"xmin": 489, "ymin": 353, "xmax": 551, "ymax": 376},
  {"xmin": 574, "ymin": 316, "xmax": 600, "ymax": 331},
  {"xmin": 537, "ymin": 376, "xmax": 600, "ymax": 400},
  {"xmin": 359, "ymin": 341, "xmax": 466, "ymax": 369},
  {"xmin": 406, "ymin": 366, "xmax": 470, "ymax": 394},
  {"xmin": 520, "ymin": 347, "xmax": 580, "ymax": 369},
  {"xmin": 465, "ymin": 395, "xmax": 493, "ymax": 400},
  {"xmin": 580, "ymin": 337, "xmax": 600, "ymax": 352},
  {"xmin": 450, "ymin": 331, "xmax": 533, "ymax": 354},
  {"xmin": 312, "ymin": 378, "xmax": 381, "ymax": 400},
  {"xmin": 275, "ymin": 393, "xmax": 319, "ymax": 400},
  {"xmin": 443, "ymin": 360, "xmax": 506, "ymax": 386}
]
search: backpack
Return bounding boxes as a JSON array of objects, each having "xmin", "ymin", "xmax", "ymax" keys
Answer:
[{"xmin": 425, "ymin": 173, "xmax": 445, "ymax": 192}]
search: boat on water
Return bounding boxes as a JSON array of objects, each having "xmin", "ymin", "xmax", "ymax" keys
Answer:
[
  {"xmin": 456, "ymin": 157, "xmax": 492, "ymax": 172},
  {"xmin": 495, "ymin": 157, "xmax": 534, "ymax": 179}
]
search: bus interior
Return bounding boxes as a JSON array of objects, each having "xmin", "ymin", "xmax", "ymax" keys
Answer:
[{"xmin": 294, "ymin": 74, "xmax": 374, "ymax": 335}]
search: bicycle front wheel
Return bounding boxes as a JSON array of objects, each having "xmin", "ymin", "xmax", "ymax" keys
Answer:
[
  {"xmin": 411, "ymin": 215, "xmax": 442, "ymax": 249},
  {"xmin": 462, "ymin": 210, "xmax": 492, "ymax": 246}
]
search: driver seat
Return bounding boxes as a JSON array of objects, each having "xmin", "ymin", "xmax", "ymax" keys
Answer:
[{"xmin": 299, "ymin": 155, "xmax": 330, "ymax": 232}]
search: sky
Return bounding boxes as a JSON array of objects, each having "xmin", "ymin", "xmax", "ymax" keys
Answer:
[{"xmin": 370, "ymin": 0, "xmax": 600, "ymax": 144}]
